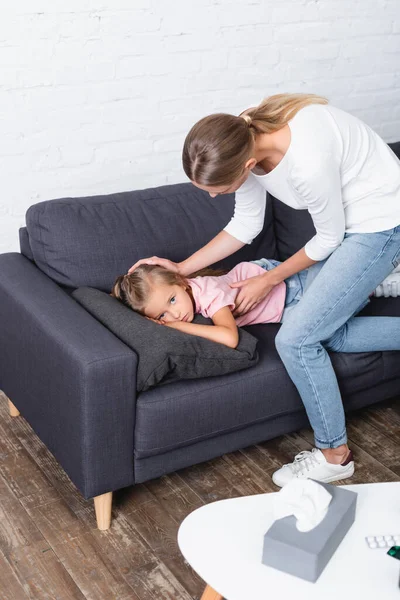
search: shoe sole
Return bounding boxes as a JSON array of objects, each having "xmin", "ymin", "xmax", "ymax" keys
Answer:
[{"xmin": 272, "ymin": 463, "xmax": 355, "ymax": 488}]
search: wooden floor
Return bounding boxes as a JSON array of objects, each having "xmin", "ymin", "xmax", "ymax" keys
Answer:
[{"xmin": 1, "ymin": 390, "xmax": 399, "ymax": 600}]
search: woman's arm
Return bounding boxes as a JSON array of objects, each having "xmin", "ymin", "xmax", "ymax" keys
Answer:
[
  {"xmin": 178, "ymin": 231, "xmax": 245, "ymax": 276},
  {"xmin": 232, "ymin": 141, "xmax": 345, "ymax": 314},
  {"xmin": 261, "ymin": 247, "xmax": 317, "ymax": 285},
  {"xmin": 230, "ymin": 247, "xmax": 318, "ymax": 316},
  {"xmin": 128, "ymin": 231, "xmax": 244, "ymax": 276},
  {"xmin": 163, "ymin": 306, "xmax": 239, "ymax": 348},
  {"xmin": 179, "ymin": 178, "xmax": 267, "ymax": 276},
  {"xmin": 128, "ymin": 178, "xmax": 266, "ymax": 275}
]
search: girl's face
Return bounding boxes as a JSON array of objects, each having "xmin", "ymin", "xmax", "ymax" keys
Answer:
[{"xmin": 144, "ymin": 283, "xmax": 194, "ymax": 323}]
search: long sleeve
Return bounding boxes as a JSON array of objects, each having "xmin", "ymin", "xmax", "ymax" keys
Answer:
[
  {"xmin": 290, "ymin": 156, "xmax": 345, "ymax": 261},
  {"xmin": 223, "ymin": 176, "xmax": 267, "ymax": 244}
]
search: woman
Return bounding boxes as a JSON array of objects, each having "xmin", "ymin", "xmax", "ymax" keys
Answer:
[{"xmin": 128, "ymin": 93, "xmax": 400, "ymax": 487}]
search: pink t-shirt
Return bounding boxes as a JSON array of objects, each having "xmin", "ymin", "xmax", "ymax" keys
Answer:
[{"xmin": 187, "ymin": 262, "xmax": 287, "ymax": 326}]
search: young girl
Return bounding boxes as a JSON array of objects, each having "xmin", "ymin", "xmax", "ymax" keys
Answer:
[{"xmin": 111, "ymin": 258, "xmax": 372, "ymax": 350}]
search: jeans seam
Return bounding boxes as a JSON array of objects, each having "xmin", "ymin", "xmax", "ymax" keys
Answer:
[
  {"xmin": 295, "ymin": 229, "xmax": 398, "ymax": 444},
  {"xmin": 297, "ymin": 342, "xmax": 332, "ymax": 441}
]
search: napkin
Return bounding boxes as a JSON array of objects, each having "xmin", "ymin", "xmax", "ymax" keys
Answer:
[{"xmin": 272, "ymin": 479, "xmax": 332, "ymax": 532}]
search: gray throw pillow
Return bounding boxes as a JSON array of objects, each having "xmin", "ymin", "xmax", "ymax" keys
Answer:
[{"xmin": 72, "ymin": 287, "xmax": 259, "ymax": 392}]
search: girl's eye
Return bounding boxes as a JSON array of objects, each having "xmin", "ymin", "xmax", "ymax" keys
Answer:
[{"xmin": 159, "ymin": 297, "xmax": 176, "ymax": 319}]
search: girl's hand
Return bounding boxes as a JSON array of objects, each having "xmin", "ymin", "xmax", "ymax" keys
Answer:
[
  {"xmin": 128, "ymin": 256, "xmax": 180, "ymax": 274},
  {"xmin": 145, "ymin": 316, "xmax": 166, "ymax": 325},
  {"xmin": 145, "ymin": 317, "xmax": 182, "ymax": 329},
  {"xmin": 162, "ymin": 320, "xmax": 185, "ymax": 330},
  {"xmin": 230, "ymin": 272, "xmax": 276, "ymax": 316}
]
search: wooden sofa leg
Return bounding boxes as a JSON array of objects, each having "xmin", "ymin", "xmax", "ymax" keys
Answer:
[
  {"xmin": 8, "ymin": 399, "xmax": 20, "ymax": 417},
  {"xmin": 93, "ymin": 492, "xmax": 113, "ymax": 530},
  {"xmin": 201, "ymin": 585, "xmax": 223, "ymax": 600}
]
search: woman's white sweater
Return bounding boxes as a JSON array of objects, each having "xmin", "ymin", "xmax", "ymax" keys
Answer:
[{"xmin": 224, "ymin": 103, "xmax": 400, "ymax": 261}]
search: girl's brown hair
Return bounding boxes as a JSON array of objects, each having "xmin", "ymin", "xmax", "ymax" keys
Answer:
[
  {"xmin": 182, "ymin": 92, "xmax": 328, "ymax": 187},
  {"xmin": 111, "ymin": 265, "xmax": 228, "ymax": 313}
]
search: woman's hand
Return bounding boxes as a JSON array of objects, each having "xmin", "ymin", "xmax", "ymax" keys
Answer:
[
  {"xmin": 230, "ymin": 272, "xmax": 276, "ymax": 316},
  {"xmin": 128, "ymin": 256, "xmax": 180, "ymax": 274}
]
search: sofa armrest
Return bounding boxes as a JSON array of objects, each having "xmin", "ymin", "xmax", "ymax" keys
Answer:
[{"xmin": 0, "ymin": 253, "xmax": 138, "ymax": 499}]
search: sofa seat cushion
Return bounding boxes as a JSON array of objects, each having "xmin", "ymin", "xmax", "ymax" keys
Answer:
[
  {"xmin": 72, "ymin": 287, "xmax": 259, "ymax": 392},
  {"xmin": 134, "ymin": 322, "xmax": 394, "ymax": 458}
]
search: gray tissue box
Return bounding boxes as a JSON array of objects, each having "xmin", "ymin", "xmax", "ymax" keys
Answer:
[{"xmin": 262, "ymin": 481, "xmax": 357, "ymax": 582}]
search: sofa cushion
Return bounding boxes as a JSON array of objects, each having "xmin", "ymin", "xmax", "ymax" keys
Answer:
[
  {"xmin": 72, "ymin": 287, "xmax": 259, "ymax": 392},
  {"xmin": 25, "ymin": 182, "xmax": 276, "ymax": 291},
  {"xmin": 134, "ymin": 321, "xmax": 399, "ymax": 458},
  {"xmin": 271, "ymin": 197, "xmax": 316, "ymax": 261}
]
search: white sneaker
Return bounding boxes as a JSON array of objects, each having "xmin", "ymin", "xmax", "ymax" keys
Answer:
[
  {"xmin": 374, "ymin": 272, "xmax": 400, "ymax": 297},
  {"xmin": 272, "ymin": 448, "xmax": 355, "ymax": 488}
]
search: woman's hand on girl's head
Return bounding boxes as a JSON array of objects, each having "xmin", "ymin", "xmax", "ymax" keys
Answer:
[
  {"xmin": 230, "ymin": 272, "xmax": 276, "ymax": 316},
  {"xmin": 128, "ymin": 256, "xmax": 181, "ymax": 274}
]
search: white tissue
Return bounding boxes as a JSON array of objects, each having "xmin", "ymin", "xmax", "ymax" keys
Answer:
[{"xmin": 272, "ymin": 479, "xmax": 332, "ymax": 532}]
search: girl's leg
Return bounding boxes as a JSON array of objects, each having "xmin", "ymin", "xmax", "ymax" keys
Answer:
[
  {"xmin": 251, "ymin": 258, "xmax": 282, "ymax": 269},
  {"xmin": 323, "ymin": 315, "xmax": 400, "ymax": 353},
  {"xmin": 274, "ymin": 227, "xmax": 400, "ymax": 453}
]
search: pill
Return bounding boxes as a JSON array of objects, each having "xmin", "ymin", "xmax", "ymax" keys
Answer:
[
  {"xmin": 369, "ymin": 542, "xmax": 378, "ymax": 548},
  {"xmin": 379, "ymin": 541, "xmax": 386, "ymax": 547}
]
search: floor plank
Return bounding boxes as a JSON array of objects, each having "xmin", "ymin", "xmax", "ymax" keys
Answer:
[
  {"xmin": 1, "ymin": 390, "xmax": 399, "ymax": 599},
  {"xmin": 0, "ymin": 551, "xmax": 30, "ymax": 600},
  {"xmin": 0, "ymin": 473, "xmax": 86, "ymax": 599}
]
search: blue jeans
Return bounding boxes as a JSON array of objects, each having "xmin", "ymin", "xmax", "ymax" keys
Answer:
[{"xmin": 251, "ymin": 225, "xmax": 400, "ymax": 449}]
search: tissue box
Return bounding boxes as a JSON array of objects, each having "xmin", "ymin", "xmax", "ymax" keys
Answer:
[{"xmin": 262, "ymin": 481, "xmax": 357, "ymax": 582}]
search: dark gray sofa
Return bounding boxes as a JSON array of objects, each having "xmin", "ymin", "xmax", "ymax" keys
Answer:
[{"xmin": 1, "ymin": 142, "xmax": 399, "ymax": 529}]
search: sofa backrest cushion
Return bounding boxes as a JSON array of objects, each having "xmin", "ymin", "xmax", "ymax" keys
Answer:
[
  {"xmin": 19, "ymin": 227, "xmax": 34, "ymax": 261},
  {"xmin": 72, "ymin": 287, "xmax": 259, "ymax": 391},
  {"xmin": 272, "ymin": 141, "xmax": 400, "ymax": 261},
  {"xmin": 271, "ymin": 197, "xmax": 316, "ymax": 261},
  {"xmin": 25, "ymin": 182, "xmax": 276, "ymax": 291}
]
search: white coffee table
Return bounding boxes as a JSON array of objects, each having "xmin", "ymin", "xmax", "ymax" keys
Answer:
[{"xmin": 178, "ymin": 482, "xmax": 400, "ymax": 600}]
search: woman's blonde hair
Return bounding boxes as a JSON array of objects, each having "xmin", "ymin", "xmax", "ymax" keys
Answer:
[
  {"xmin": 111, "ymin": 264, "xmax": 228, "ymax": 314},
  {"xmin": 182, "ymin": 93, "xmax": 328, "ymax": 187}
]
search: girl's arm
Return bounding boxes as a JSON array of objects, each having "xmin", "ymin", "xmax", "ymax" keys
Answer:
[{"xmin": 163, "ymin": 306, "xmax": 239, "ymax": 349}]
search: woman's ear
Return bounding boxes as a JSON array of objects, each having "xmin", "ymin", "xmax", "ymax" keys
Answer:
[{"xmin": 245, "ymin": 157, "xmax": 257, "ymax": 171}]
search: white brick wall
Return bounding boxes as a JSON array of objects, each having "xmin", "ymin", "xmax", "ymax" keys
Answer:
[{"xmin": 1, "ymin": 0, "xmax": 399, "ymax": 252}]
